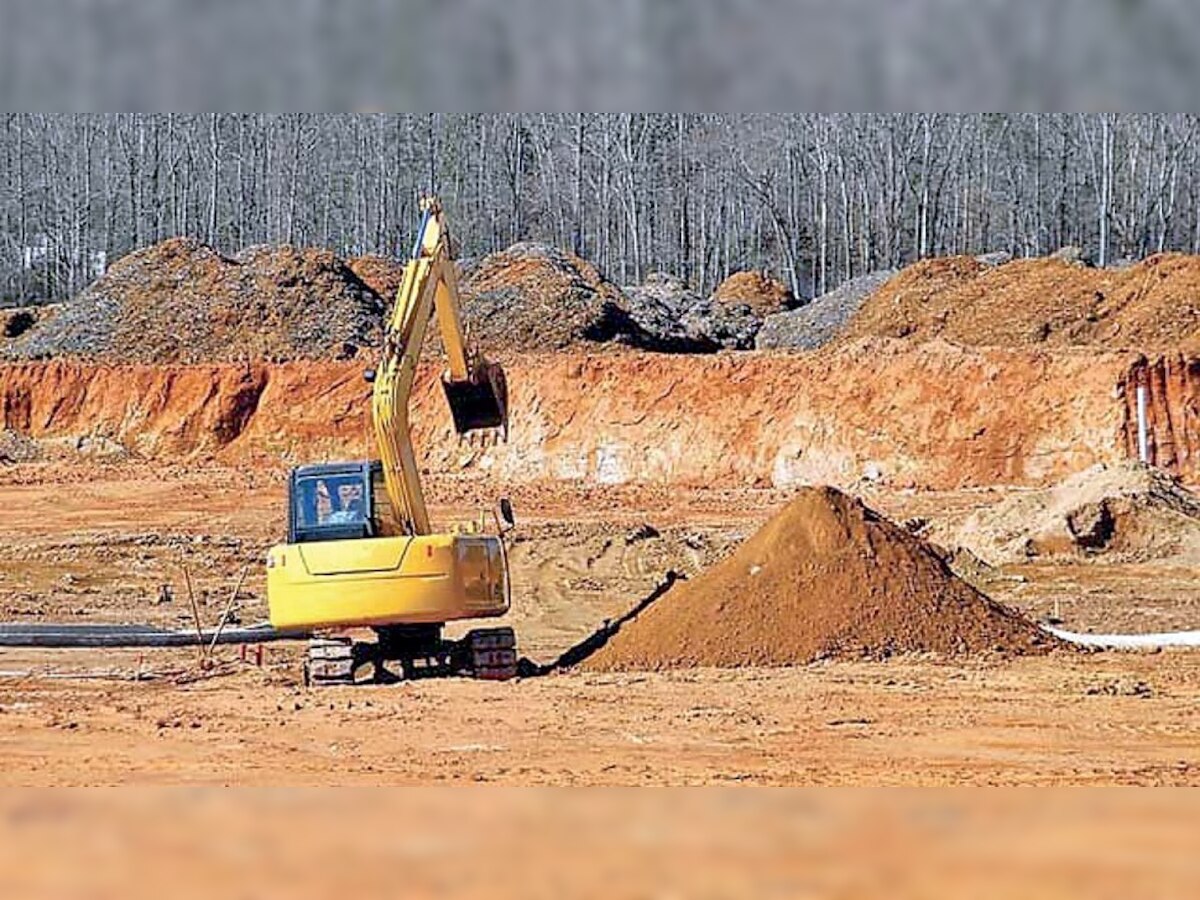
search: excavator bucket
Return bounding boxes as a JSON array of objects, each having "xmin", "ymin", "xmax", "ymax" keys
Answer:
[{"xmin": 442, "ymin": 361, "xmax": 508, "ymax": 437}]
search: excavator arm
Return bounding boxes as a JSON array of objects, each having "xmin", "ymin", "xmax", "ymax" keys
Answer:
[{"xmin": 371, "ymin": 196, "xmax": 508, "ymax": 537}]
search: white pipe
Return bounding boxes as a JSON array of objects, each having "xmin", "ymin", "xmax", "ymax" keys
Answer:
[
  {"xmin": 1136, "ymin": 384, "xmax": 1149, "ymax": 463},
  {"xmin": 1045, "ymin": 626, "xmax": 1200, "ymax": 649}
]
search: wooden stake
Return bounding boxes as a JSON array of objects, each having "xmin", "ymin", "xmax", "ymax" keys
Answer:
[
  {"xmin": 207, "ymin": 566, "xmax": 248, "ymax": 659},
  {"xmin": 181, "ymin": 563, "xmax": 205, "ymax": 665}
]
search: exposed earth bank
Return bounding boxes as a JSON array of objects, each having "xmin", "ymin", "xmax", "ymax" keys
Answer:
[{"xmin": 5, "ymin": 341, "xmax": 1191, "ymax": 488}]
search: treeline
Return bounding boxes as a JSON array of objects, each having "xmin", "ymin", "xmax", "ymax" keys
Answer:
[{"xmin": 2, "ymin": 114, "xmax": 1198, "ymax": 305}]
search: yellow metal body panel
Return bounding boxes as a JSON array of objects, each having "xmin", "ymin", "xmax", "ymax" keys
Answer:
[{"xmin": 266, "ymin": 534, "xmax": 509, "ymax": 631}]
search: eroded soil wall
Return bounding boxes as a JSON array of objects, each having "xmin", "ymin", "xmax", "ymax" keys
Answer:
[
  {"xmin": 0, "ymin": 342, "xmax": 1158, "ymax": 489},
  {"xmin": 1124, "ymin": 354, "xmax": 1200, "ymax": 481}
]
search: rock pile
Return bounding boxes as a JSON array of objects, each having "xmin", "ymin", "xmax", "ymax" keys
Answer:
[
  {"xmin": 757, "ymin": 270, "xmax": 896, "ymax": 351},
  {"xmin": 674, "ymin": 270, "xmax": 799, "ymax": 350}
]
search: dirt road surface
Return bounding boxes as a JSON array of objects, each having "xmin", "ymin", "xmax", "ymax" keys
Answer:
[{"xmin": 1, "ymin": 465, "xmax": 1198, "ymax": 788}]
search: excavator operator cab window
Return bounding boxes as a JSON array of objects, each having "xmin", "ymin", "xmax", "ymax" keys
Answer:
[
  {"xmin": 288, "ymin": 463, "xmax": 377, "ymax": 544},
  {"xmin": 299, "ymin": 476, "xmax": 365, "ymax": 527}
]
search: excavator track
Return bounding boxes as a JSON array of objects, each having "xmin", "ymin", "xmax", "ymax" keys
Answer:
[
  {"xmin": 302, "ymin": 626, "xmax": 517, "ymax": 686},
  {"xmin": 303, "ymin": 637, "xmax": 360, "ymax": 686},
  {"xmin": 457, "ymin": 627, "xmax": 518, "ymax": 681}
]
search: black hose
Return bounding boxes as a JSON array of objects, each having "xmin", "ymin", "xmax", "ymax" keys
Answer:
[{"xmin": 0, "ymin": 622, "xmax": 310, "ymax": 649}]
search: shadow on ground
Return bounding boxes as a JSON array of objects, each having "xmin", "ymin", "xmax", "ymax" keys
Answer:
[{"xmin": 517, "ymin": 570, "xmax": 684, "ymax": 676}]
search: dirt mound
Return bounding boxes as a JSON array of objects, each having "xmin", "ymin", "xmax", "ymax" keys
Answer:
[
  {"xmin": 844, "ymin": 252, "xmax": 1200, "ymax": 350},
  {"xmin": 346, "ymin": 255, "xmax": 405, "ymax": 303},
  {"xmin": 712, "ymin": 270, "xmax": 796, "ymax": 317},
  {"xmin": 459, "ymin": 242, "xmax": 648, "ymax": 352},
  {"xmin": 943, "ymin": 462, "xmax": 1200, "ymax": 564},
  {"xmin": 458, "ymin": 243, "xmax": 712, "ymax": 352},
  {"xmin": 584, "ymin": 487, "xmax": 1051, "ymax": 671},
  {"xmin": 5, "ymin": 238, "xmax": 385, "ymax": 363}
]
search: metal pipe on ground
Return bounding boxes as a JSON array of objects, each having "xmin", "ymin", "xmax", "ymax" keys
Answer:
[
  {"xmin": 1045, "ymin": 626, "xmax": 1200, "ymax": 650},
  {"xmin": 0, "ymin": 623, "xmax": 310, "ymax": 649}
]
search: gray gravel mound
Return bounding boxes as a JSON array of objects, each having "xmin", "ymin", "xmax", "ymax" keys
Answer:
[
  {"xmin": 622, "ymin": 273, "xmax": 718, "ymax": 352},
  {"xmin": 756, "ymin": 270, "xmax": 896, "ymax": 350}
]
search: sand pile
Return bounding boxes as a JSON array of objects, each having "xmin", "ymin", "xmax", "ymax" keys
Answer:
[
  {"xmin": 844, "ymin": 252, "xmax": 1200, "ymax": 350},
  {"xmin": 584, "ymin": 487, "xmax": 1051, "ymax": 671},
  {"xmin": 942, "ymin": 462, "xmax": 1200, "ymax": 564},
  {"xmin": 5, "ymin": 238, "xmax": 385, "ymax": 363},
  {"xmin": 711, "ymin": 270, "xmax": 796, "ymax": 317}
]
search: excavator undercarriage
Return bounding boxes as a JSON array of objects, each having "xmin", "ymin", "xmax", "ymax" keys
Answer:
[{"xmin": 304, "ymin": 625, "xmax": 518, "ymax": 686}]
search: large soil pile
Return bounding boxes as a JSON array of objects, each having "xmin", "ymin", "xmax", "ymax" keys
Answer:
[
  {"xmin": 346, "ymin": 254, "xmax": 405, "ymax": 303},
  {"xmin": 844, "ymin": 252, "xmax": 1200, "ymax": 350},
  {"xmin": 584, "ymin": 487, "xmax": 1051, "ymax": 671},
  {"xmin": 711, "ymin": 270, "xmax": 796, "ymax": 316},
  {"xmin": 458, "ymin": 242, "xmax": 648, "ymax": 352},
  {"xmin": 940, "ymin": 462, "xmax": 1200, "ymax": 565},
  {"xmin": 5, "ymin": 238, "xmax": 385, "ymax": 363}
]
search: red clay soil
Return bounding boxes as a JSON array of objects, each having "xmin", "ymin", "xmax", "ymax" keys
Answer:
[
  {"xmin": 712, "ymin": 270, "xmax": 796, "ymax": 316},
  {"xmin": 845, "ymin": 252, "xmax": 1200, "ymax": 350},
  {"xmin": 584, "ymin": 487, "xmax": 1055, "ymax": 671},
  {"xmin": 0, "ymin": 340, "xmax": 1172, "ymax": 487}
]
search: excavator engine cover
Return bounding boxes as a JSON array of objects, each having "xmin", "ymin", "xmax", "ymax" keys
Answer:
[{"xmin": 443, "ymin": 361, "xmax": 508, "ymax": 435}]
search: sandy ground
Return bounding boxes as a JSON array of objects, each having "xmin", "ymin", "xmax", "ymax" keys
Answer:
[{"xmin": 0, "ymin": 464, "xmax": 1198, "ymax": 787}]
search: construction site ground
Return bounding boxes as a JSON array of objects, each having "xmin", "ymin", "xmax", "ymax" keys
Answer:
[{"xmin": 2, "ymin": 462, "xmax": 1197, "ymax": 787}]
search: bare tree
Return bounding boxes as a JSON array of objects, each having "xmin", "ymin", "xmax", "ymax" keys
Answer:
[{"xmin": 5, "ymin": 114, "xmax": 1200, "ymax": 308}]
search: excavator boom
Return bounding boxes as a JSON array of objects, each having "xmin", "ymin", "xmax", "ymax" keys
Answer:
[{"xmin": 371, "ymin": 196, "xmax": 508, "ymax": 536}]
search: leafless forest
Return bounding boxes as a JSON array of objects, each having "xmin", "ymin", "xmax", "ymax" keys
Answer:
[{"xmin": 4, "ymin": 114, "xmax": 1199, "ymax": 304}]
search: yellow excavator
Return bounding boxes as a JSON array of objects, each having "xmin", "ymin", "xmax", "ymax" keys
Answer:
[{"xmin": 265, "ymin": 197, "xmax": 516, "ymax": 685}]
